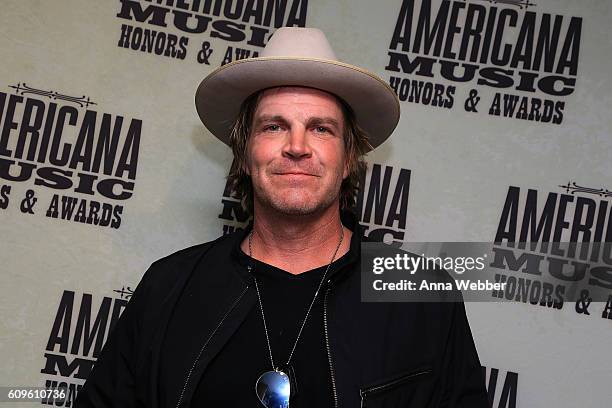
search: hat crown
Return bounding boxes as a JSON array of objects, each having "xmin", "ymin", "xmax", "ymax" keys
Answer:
[
  {"xmin": 261, "ymin": 27, "xmax": 338, "ymax": 60},
  {"xmin": 195, "ymin": 27, "xmax": 400, "ymax": 150}
]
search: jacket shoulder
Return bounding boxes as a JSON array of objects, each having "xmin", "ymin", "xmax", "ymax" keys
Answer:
[{"xmin": 141, "ymin": 232, "xmax": 239, "ymax": 288}]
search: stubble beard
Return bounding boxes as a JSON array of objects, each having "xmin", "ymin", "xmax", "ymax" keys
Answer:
[{"xmin": 252, "ymin": 183, "xmax": 342, "ymax": 217}]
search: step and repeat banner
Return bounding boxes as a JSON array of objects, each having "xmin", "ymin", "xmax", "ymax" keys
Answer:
[{"xmin": 1, "ymin": 0, "xmax": 610, "ymax": 407}]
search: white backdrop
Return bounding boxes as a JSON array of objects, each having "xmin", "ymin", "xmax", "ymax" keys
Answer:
[{"xmin": 1, "ymin": 0, "xmax": 611, "ymax": 406}]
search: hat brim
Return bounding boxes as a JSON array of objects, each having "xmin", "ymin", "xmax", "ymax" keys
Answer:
[{"xmin": 195, "ymin": 57, "xmax": 400, "ymax": 150}]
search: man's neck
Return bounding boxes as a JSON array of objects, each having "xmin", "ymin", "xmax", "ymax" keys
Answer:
[{"xmin": 241, "ymin": 204, "xmax": 352, "ymax": 275}]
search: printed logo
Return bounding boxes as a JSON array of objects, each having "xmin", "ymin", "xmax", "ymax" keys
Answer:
[
  {"xmin": 386, "ymin": 0, "xmax": 582, "ymax": 124},
  {"xmin": 115, "ymin": 0, "xmax": 309, "ymax": 66},
  {"xmin": 491, "ymin": 182, "xmax": 612, "ymax": 319},
  {"xmin": 483, "ymin": 366, "xmax": 519, "ymax": 408},
  {"xmin": 40, "ymin": 288, "xmax": 131, "ymax": 406},
  {"xmin": 0, "ymin": 83, "xmax": 142, "ymax": 229}
]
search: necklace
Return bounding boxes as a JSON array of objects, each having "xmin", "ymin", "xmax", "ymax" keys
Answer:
[{"xmin": 248, "ymin": 226, "xmax": 344, "ymax": 408}]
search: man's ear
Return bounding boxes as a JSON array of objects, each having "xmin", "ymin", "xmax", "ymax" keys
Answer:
[{"xmin": 342, "ymin": 159, "xmax": 349, "ymax": 180}]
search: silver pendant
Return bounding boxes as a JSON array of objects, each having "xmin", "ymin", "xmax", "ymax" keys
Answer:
[{"xmin": 255, "ymin": 369, "xmax": 291, "ymax": 408}]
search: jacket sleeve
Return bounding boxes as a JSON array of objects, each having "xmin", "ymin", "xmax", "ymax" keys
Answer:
[
  {"xmin": 75, "ymin": 265, "xmax": 156, "ymax": 408},
  {"xmin": 438, "ymin": 301, "xmax": 490, "ymax": 408}
]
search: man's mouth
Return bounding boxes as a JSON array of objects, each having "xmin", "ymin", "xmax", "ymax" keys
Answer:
[{"xmin": 274, "ymin": 172, "xmax": 319, "ymax": 177}]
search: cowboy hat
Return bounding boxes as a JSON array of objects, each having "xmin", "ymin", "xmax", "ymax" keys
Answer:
[{"xmin": 194, "ymin": 27, "xmax": 400, "ymax": 150}]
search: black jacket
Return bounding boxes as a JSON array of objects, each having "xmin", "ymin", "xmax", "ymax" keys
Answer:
[{"xmin": 76, "ymin": 216, "xmax": 489, "ymax": 408}]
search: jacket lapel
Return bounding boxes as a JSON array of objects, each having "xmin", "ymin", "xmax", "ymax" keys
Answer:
[{"xmin": 146, "ymin": 233, "xmax": 256, "ymax": 408}]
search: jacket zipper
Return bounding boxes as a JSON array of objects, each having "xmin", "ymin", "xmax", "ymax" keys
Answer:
[
  {"xmin": 175, "ymin": 284, "xmax": 250, "ymax": 408},
  {"xmin": 323, "ymin": 284, "xmax": 339, "ymax": 408},
  {"xmin": 359, "ymin": 368, "xmax": 432, "ymax": 408}
]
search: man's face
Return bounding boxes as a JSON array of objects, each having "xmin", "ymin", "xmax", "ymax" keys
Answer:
[{"xmin": 245, "ymin": 86, "xmax": 349, "ymax": 216}]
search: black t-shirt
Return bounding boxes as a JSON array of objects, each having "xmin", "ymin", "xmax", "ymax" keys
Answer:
[
  {"xmin": 156, "ymin": 241, "xmax": 347, "ymax": 408},
  {"xmin": 191, "ymin": 253, "xmax": 338, "ymax": 407}
]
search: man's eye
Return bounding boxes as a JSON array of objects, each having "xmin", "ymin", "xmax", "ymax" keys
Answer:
[
  {"xmin": 314, "ymin": 126, "xmax": 329, "ymax": 133},
  {"xmin": 264, "ymin": 124, "xmax": 281, "ymax": 132}
]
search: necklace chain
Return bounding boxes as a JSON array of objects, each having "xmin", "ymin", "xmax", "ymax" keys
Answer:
[{"xmin": 248, "ymin": 226, "xmax": 344, "ymax": 369}]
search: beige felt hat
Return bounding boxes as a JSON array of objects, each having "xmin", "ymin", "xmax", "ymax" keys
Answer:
[{"xmin": 195, "ymin": 27, "xmax": 400, "ymax": 150}]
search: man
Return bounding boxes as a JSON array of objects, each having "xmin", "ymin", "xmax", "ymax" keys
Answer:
[{"xmin": 76, "ymin": 28, "xmax": 488, "ymax": 407}]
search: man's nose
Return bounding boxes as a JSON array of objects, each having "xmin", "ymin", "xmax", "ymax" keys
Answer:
[{"xmin": 282, "ymin": 126, "xmax": 312, "ymax": 158}]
